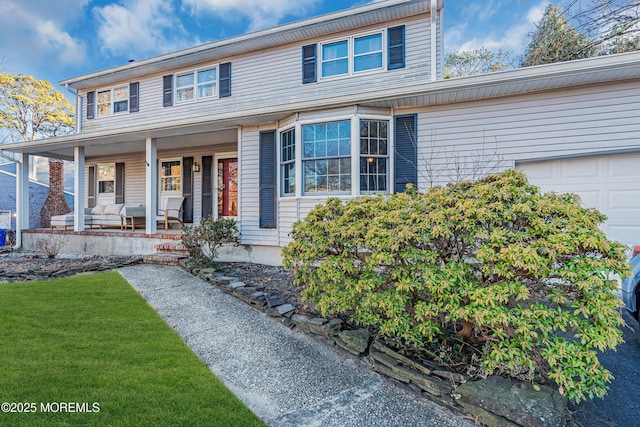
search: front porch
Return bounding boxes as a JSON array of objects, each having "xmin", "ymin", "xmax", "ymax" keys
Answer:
[
  {"xmin": 21, "ymin": 228, "xmax": 283, "ymax": 265},
  {"xmin": 23, "ymin": 228, "xmax": 181, "ymax": 256}
]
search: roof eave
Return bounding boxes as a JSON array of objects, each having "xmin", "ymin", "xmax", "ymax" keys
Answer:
[{"xmin": 60, "ymin": 0, "xmax": 436, "ymax": 90}]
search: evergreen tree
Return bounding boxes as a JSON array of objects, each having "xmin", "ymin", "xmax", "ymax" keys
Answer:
[{"xmin": 522, "ymin": 4, "xmax": 595, "ymax": 66}]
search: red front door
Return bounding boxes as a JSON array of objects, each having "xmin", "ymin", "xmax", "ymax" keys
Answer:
[{"xmin": 218, "ymin": 158, "xmax": 238, "ymax": 217}]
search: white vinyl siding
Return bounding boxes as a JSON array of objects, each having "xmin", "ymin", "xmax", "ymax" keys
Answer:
[
  {"xmin": 79, "ymin": 15, "xmax": 432, "ymax": 135},
  {"xmin": 409, "ymin": 81, "xmax": 640, "ymax": 189}
]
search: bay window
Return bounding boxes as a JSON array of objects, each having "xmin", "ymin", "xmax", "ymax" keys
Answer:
[{"xmin": 282, "ymin": 117, "xmax": 391, "ymax": 196}]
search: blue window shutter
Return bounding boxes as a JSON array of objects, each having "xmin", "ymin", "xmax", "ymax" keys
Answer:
[
  {"xmin": 394, "ymin": 114, "xmax": 417, "ymax": 192},
  {"xmin": 86, "ymin": 91, "xmax": 95, "ymax": 120},
  {"xmin": 162, "ymin": 75, "xmax": 173, "ymax": 107},
  {"xmin": 201, "ymin": 156, "xmax": 213, "ymax": 218},
  {"xmin": 115, "ymin": 162, "xmax": 125, "ymax": 204},
  {"xmin": 88, "ymin": 165, "xmax": 96, "ymax": 208},
  {"xmin": 259, "ymin": 130, "xmax": 277, "ymax": 229},
  {"xmin": 219, "ymin": 62, "xmax": 231, "ymax": 97},
  {"xmin": 388, "ymin": 25, "xmax": 406, "ymax": 70},
  {"xmin": 302, "ymin": 44, "xmax": 317, "ymax": 83},
  {"xmin": 129, "ymin": 82, "xmax": 139, "ymax": 112}
]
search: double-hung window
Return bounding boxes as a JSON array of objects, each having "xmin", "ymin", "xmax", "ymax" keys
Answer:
[
  {"xmin": 176, "ymin": 66, "xmax": 217, "ymax": 103},
  {"xmin": 354, "ymin": 34, "xmax": 383, "ymax": 72},
  {"xmin": 320, "ymin": 32, "xmax": 383, "ymax": 78},
  {"xmin": 97, "ymin": 90, "xmax": 111, "ymax": 117},
  {"xmin": 360, "ymin": 120, "xmax": 389, "ymax": 193},
  {"xmin": 321, "ymin": 41, "xmax": 349, "ymax": 78},
  {"xmin": 281, "ymin": 128, "xmax": 296, "ymax": 196},
  {"xmin": 302, "ymin": 121, "xmax": 351, "ymax": 194},
  {"xmin": 97, "ymin": 85, "xmax": 129, "ymax": 116}
]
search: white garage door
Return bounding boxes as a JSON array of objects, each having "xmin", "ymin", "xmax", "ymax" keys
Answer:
[{"xmin": 517, "ymin": 153, "xmax": 640, "ymax": 248}]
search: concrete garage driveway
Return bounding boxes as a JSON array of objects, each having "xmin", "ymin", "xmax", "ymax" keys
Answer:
[{"xmin": 575, "ymin": 311, "xmax": 640, "ymax": 427}]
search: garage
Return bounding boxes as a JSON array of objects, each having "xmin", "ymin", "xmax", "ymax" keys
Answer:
[{"xmin": 517, "ymin": 152, "xmax": 640, "ymax": 249}]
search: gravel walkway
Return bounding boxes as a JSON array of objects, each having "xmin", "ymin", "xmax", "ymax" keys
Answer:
[{"xmin": 118, "ymin": 264, "xmax": 475, "ymax": 427}]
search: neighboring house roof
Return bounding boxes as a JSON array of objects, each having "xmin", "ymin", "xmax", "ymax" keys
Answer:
[
  {"xmin": 60, "ymin": 0, "xmax": 443, "ymax": 91},
  {"xmin": 0, "ymin": 168, "xmax": 74, "ymax": 229}
]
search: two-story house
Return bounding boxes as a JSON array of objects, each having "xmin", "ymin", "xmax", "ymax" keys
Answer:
[{"xmin": 4, "ymin": 0, "xmax": 640, "ymax": 261}]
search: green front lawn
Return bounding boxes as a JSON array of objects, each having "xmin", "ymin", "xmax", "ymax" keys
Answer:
[{"xmin": 0, "ymin": 272, "xmax": 264, "ymax": 427}]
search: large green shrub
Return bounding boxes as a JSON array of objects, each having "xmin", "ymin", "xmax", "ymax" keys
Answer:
[
  {"xmin": 282, "ymin": 170, "xmax": 628, "ymax": 403},
  {"xmin": 181, "ymin": 216, "xmax": 238, "ymax": 265}
]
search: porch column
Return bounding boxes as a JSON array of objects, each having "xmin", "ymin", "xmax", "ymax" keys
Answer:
[
  {"xmin": 74, "ymin": 146, "xmax": 85, "ymax": 231},
  {"xmin": 15, "ymin": 153, "xmax": 29, "ymax": 248},
  {"xmin": 145, "ymin": 138, "xmax": 157, "ymax": 234}
]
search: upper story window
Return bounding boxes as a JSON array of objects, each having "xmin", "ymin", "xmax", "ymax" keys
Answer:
[
  {"xmin": 175, "ymin": 66, "xmax": 217, "ymax": 103},
  {"xmin": 163, "ymin": 62, "xmax": 231, "ymax": 107},
  {"xmin": 86, "ymin": 82, "xmax": 139, "ymax": 120},
  {"xmin": 302, "ymin": 26, "xmax": 404, "ymax": 84},
  {"xmin": 97, "ymin": 85, "xmax": 129, "ymax": 116},
  {"xmin": 320, "ymin": 32, "xmax": 383, "ymax": 79},
  {"xmin": 354, "ymin": 34, "xmax": 383, "ymax": 72},
  {"xmin": 322, "ymin": 41, "xmax": 349, "ymax": 77}
]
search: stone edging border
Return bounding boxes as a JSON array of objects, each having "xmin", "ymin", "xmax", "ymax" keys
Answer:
[
  {"xmin": 0, "ymin": 256, "xmax": 144, "ymax": 282},
  {"xmin": 182, "ymin": 259, "xmax": 573, "ymax": 427}
]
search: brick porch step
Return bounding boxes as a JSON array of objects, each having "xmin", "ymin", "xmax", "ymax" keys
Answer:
[
  {"xmin": 155, "ymin": 242, "xmax": 189, "ymax": 254},
  {"xmin": 143, "ymin": 253, "xmax": 188, "ymax": 266}
]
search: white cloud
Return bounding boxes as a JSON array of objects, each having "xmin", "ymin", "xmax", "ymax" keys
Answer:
[
  {"xmin": 448, "ymin": 1, "xmax": 549, "ymax": 54},
  {"xmin": 182, "ymin": 0, "xmax": 322, "ymax": 32},
  {"xmin": 0, "ymin": 0, "xmax": 88, "ymax": 71},
  {"xmin": 94, "ymin": 0, "xmax": 197, "ymax": 59}
]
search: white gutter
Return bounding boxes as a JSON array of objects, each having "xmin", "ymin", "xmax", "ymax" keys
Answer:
[{"xmin": 0, "ymin": 151, "xmax": 17, "ymax": 163}]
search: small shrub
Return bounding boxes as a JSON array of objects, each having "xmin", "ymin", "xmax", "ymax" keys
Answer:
[
  {"xmin": 282, "ymin": 170, "xmax": 629, "ymax": 403},
  {"xmin": 36, "ymin": 234, "xmax": 68, "ymax": 259},
  {"xmin": 181, "ymin": 216, "xmax": 238, "ymax": 266}
]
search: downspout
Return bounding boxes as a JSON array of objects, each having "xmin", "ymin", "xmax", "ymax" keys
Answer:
[
  {"xmin": 430, "ymin": 0, "xmax": 438, "ymax": 82},
  {"xmin": 0, "ymin": 151, "xmax": 19, "ymax": 249},
  {"xmin": 65, "ymin": 83, "xmax": 81, "ymax": 133}
]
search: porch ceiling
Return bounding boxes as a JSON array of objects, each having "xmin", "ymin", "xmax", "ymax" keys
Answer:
[{"xmin": 5, "ymin": 123, "xmax": 241, "ymax": 160}]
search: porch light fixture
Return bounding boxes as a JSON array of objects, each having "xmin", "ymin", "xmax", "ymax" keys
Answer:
[{"xmin": 192, "ymin": 162, "xmax": 201, "ymax": 172}]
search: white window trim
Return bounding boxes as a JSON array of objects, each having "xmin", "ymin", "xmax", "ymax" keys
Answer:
[
  {"xmin": 279, "ymin": 126, "xmax": 297, "ymax": 197},
  {"xmin": 158, "ymin": 158, "xmax": 183, "ymax": 194},
  {"xmin": 174, "ymin": 64, "xmax": 219, "ymax": 104},
  {"xmin": 319, "ymin": 30, "xmax": 386, "ymax": 80},
  {"xmin": 96, "ymin": 85, "xmax": 129, "ymax": 117}
]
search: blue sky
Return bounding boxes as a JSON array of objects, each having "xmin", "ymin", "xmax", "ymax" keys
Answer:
[{"xmin": 0, "ymin": 0, "xmax": 549, "ymax": 94}]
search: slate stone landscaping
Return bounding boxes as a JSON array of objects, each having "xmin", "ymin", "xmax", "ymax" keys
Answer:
[{"xmin": 0, "ymin": 250, "xmax": 142, "ymax": 282}]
